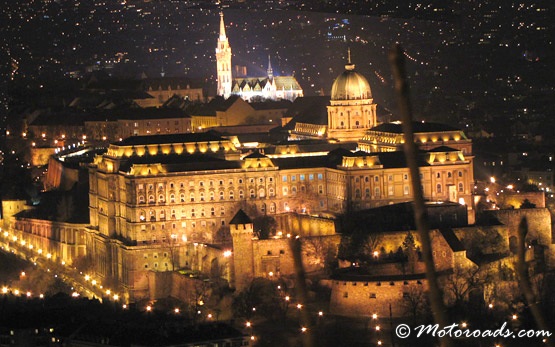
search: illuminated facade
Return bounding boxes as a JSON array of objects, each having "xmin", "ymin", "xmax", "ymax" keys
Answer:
[
  {"xmin": 358, "ymin": 121, "xmax": 472, "ymax": 154},
  {"xmin": 217, "ymin": 14, "xmax": 303, "ymax": 102},
  {"xmin": 289, "ymin": 52, "xmax": 377, "ymax": 142}
]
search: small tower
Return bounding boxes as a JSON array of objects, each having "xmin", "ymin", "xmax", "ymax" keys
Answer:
[
  {"xmin": 229, "ymin": 209, "xmax": 254, "ymax": 291},
  {"xmin": 216, "ymin": 12, "xmax": 233, "ymax": 98}
]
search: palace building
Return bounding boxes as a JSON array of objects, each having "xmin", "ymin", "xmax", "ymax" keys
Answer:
[
  {"xmin": 216, "ymin": 13, "xmax": 303, "ymax": 102},
  {"xmin": 287, "ymin": 50, "xmax": 378, "ymax": 142}
]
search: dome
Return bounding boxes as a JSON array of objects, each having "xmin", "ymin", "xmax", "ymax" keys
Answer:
[{"xmin": 331, "ymin": 62, "xmax": 372, "ymax": 101}]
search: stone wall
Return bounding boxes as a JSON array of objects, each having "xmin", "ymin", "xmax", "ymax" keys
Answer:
[
  {"xmin": 330, "ymin": 277, "xmax": 429, "ymax": 317},
  {"xmin": 276, "ymin": 213, "xmax": 337, "ymax": 237}
]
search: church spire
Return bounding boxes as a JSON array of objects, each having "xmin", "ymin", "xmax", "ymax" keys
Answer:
[
  {"xmin": 267, "ymin": 54, "xmax": 273, "ymax": 78},
  {"xmin": 216, "ymin": 12, "xmax": 232, "ymax": 98},
  {"xmin": 219, "ymin": 12, "xmax": 227, "ymax": 40}
]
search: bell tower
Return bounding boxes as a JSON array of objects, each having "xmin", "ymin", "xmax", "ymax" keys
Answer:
[{"xmin": 216, "ymin": 12, "xmax": 232, "ymax": 98}]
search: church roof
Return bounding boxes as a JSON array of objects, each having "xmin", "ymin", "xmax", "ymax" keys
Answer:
[
  {"xmin": 233, "ymin": 76, "xmax": 302, "ymax": 91},
  {"xmin": 230, "ymin": 209, "xmax": 252, "ymax": 225}
]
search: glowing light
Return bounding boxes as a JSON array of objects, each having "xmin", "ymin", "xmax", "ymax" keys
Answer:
[
  {"xmin": 375, "ymin": 325, "xmax": 381, "ymax": 331},
  {"xmin": 318, "ymin": 311, "xmax": 323, "ymax": 316},
  {"xmin": 21, "ymin": 272, "xmax": 25, "ymax": 277},
  {"xmin": 285, "ymin": 296, "xmax": 290, "ymax": 301},
  {"xmin": 378, "ymin": 341, "xmax": 382, "ymax": 346},
  {"xmin": 490, "ymin": 177, "xmax": 496, "ymax": 183},
  {"xmin": 84, "ymin": 275, "xmax": 90, "ymax": 281},
  {"xmin": 46, "ymin": 253, "xmax": 52, "ymax": 259},
  {"xmin": 268, "ymin": 271, "xmax": 274, "ymax": 277},
  {"xmin": 3, "ymin": 231, "xmax": 7, "ymax": 237},
  {"xmin": 174, "ymin": 308, "xmax": 180, "ymax": 314},
  {"xmin": 39, "ymin": 294, "xmax": 44, "ymax": 299},
  {"xmin": 91, "ymin": 280, "xmax": 97, "ymax": 286},
  {"xmin": 301, "ymin": 327, "xmax": 307, "ymax": 333},
  {"xmin": 72, "ymin": 292, "xmax": 80, "ymax": 297},
  {"xmin": 372, "ymin": 313, "xmax": 378, "ymax": 320},
  {"xmin": 106, "ymin": 290, "xmax": 111, "ymax": 295},
  {"xmin": 461, "ymin": 322, "xmax": 467, "ymax": 328},
  {"xmin": 373, "ymin": 251, "xmax": 379, "ymax": 258},
  {"xmin": 38, "ymin": 249, "xmax": 43, "ymax": 254},
  {"xmin": 223, "ymin": 250, "xmax": 232, "ymax": 257},
  {"xmin": 489, "ymin": 303, "xmax": 494, "ymax": 309},
  {"xmin": 113, "ymin": 294, "xmax": 119, "ymax": 301},
  {"xmin": 122, "ymin": 304, "xmax": 127, "ymax": 309},
  {"xmin": 296, "ymin": 304, "xmax": 303, "ymax": 310},
  {"xmin": 14, "ymin": 289, "xmax": 20, "ymax": 296},
  {"xmin": 61, "ymin": 261, "xmax": 65, "ymax": 265},
  {"xmin": 207, "ymin": 313, "xmax": 212, "ymax": 319},
  {"xmin": 507, "ymin": 185, "xmax": 513, "ymax": 189},
  {"xmin": 246, "ymin": 322, "xmax": 251, "ymax": 327},
  {"xmin": 146, "ymin": 305, "xmax": 152, "ymax": 312},
  {"xmin": 512, "ymin": 314, "xmax": 518, "ymax": 320},
  {"xmin": 2, "ymin": 287, "xmax": 8, "ymax": 294}
]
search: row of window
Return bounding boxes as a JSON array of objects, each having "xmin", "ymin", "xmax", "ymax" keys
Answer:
[
  {"xmin": 138, "ymin": 177, "xmax": 276, "ymax": 191},
  {"xmin": 138, "ymin": 188, "xmax": 276, "ymax": 204},
  {"xmin": 282, "ymin": 173, "xmax": 323, "ymax": 182}
]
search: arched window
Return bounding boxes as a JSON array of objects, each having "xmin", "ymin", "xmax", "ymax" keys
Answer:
[
  {"xmin": 291, "ymin": 186, "xmax": 297, "ymax": 195},
  {"xmin": 190, "ymin": 193, "xmax": 195, "ymax": 202},
  {"xmin": 436, "ymin": 184, "xmax": 442, "ymax": 193},
  {"xmin": 180, "ymin": 193, "xmax": 185, "ymax": 202},
  {"xmin": 250, "ymin": 189, "xmax": 255, "ymax": 198},
  {"xmin": 458, "ymin": 182, "xmax": 464, "ymax": 192},
  {"xmin": 365, "ymin": 188, "xmax": 370, "ymax": 198},
  {"xmin": 259, "ymin": 188, "xmax": 265, "ymax": 198},
  {"xmin": 219, "ymin": 191, "xmax": 225, "ymax": 200},
  {"xmin": 200, "ymin": 192, "xmax": 205, "ymax": 201},
  {"xmin": 148, "ymin": 195, "xmax": 155, "ymax": 203},
  {"xmin": 220, "ymin": 207, "xmax": 225, "ymax": 216},
  {"xmin": 139, "ymin": 195, "xmax": 145, "ymax": 204},
  {"xmin": 239, "ymin": 190, "xmax": 244, "ymax": 199},
  {"xmin": 355, "ymin": 189, "xmax": 361, "ymax": 198},
  {"xmin": 209, "ymin": 191, "xmax": 215, "ymax": 201},
  {"xmin": 211, "ymin": 207, "xmax": 215, "ymax": 216},
  {"xmin": 268, "ymin": 188, "xmax": 275, "ymax": 197},
  {"xmin": 270, "ymin": 203, "xmax": 276, "ymax": 213},
  {"xmin": 170, "ymin": 194, "xmax": 175, "ymax": 203},
  {"xmin": 229, "ymin": 191, "xmax": 234, "ymax": 200}
]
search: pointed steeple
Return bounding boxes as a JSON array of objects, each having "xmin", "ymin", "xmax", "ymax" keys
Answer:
[
  {"xmin": 216, "ymin": 12, "xmax": 232, "ymax": 98},
  {"xmin": 219, "ymin": 12, "xmax": 227, "ymax": 40},
  {"xmin": 267, "ymin": 55, "xmax": 273, "ymax": 79}
]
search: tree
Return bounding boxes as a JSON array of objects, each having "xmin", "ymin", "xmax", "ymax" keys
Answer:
[
  {"xmin": 303, "ymin": 236, "xmax": 338, "ymax": 273},
  {"xmin": 253, "ymin": 215, "xmax": 277, "ymax": 239},
  {"xmin": 444, "ymin": 266, "xmax": 492, "ymax": 307},
  {"xmin": 520, "ymin": 199, "xmax": 536, "ymax": 209},
  {"xmin": 164, "ymin": 233, "xmax": 181, "ymax": 271},
  {"xmin": 402, "ymin": 284, "xmax": 429, "ymax": 324},
  {"xmin": 403, "ymin": 231, "xmax": 419, "ymax": 273}
]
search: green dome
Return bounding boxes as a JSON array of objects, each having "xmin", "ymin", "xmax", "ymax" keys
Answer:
[{"xmin": 331, "ymin": 63, "xmax": 372, "ymax": 101}]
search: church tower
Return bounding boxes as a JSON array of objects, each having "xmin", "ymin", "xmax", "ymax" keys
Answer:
[
  {"xmin": 216, "ymin": 12, "xmax": 232, "ymax": 99},
  {"xmin": 327, "ymin": 49, "xmax": 377, "ymax": 142}
]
